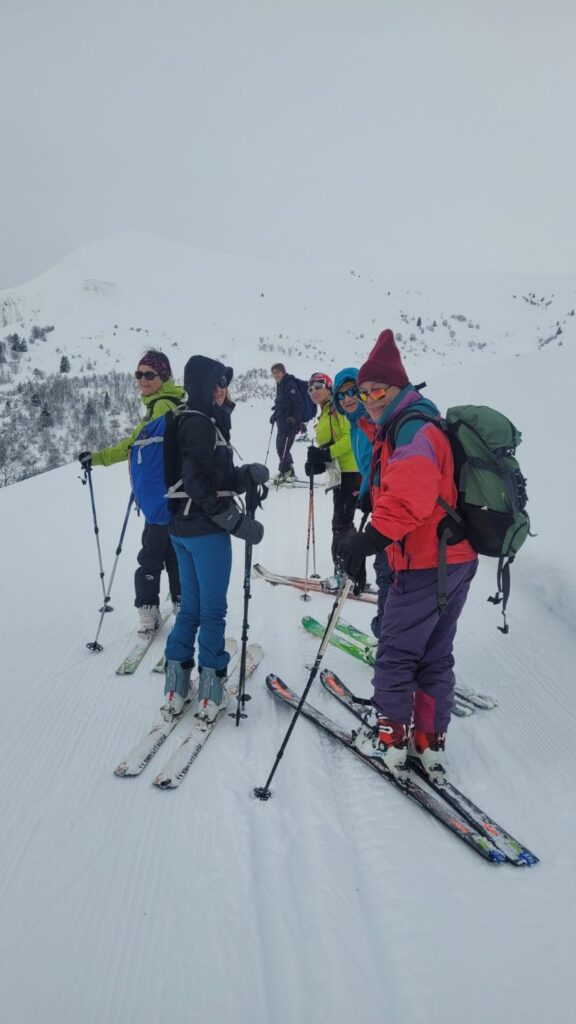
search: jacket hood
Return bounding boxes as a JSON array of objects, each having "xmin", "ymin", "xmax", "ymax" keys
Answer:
[
  {"xmin": 183, "ymin": 355, "xmax": 233, "ymax": 417},
  {"xmin": 375, "ymin": 385, "xmax": 440, "ymax": 436},
  {"xmin": 333, "ymin": 367, "xmax": 362, "ymax": 419}
]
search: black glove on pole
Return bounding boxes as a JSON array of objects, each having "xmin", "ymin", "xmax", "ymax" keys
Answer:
[
  {"xmin": 337, "ymin": 524, "xmax": 392, "ymax": 596},
  {"xmin": 254, "ymin": 577, "xmax": 353, "ymax": 800}
]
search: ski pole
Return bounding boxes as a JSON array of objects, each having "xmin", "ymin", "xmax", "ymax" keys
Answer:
[
  {"xmin": 254, "ymin": 577, "xmax": 352, "ymax": 800},
  {"xmin": 80, "ymin": 461, "xmax": 107, "ymax": 607},
  {"xmin": 310, "ymin": 482, "xmax": 320, "ymax": 579},
  {"xmin": 86, "ymin": 492, "xmax": 135, "ymax": 652},
  {"xmin": 264, "ymin": 423, "xmax": 275, "ymax": 467},
  {"xmin": 232, "ymin": 480, "xmax": 268, "ymax": 725},
  {"xmin": 301, "ymin": 474, "xmax": 318, "ymax": 601}
]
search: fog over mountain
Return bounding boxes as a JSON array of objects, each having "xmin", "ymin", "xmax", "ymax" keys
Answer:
[{"xmin": 1, "ymin": 0, "xmax": 575, "ymax": 287}]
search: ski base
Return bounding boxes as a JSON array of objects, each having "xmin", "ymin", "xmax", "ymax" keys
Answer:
[
  {"xmin": 253, "ymin": 563, "xmax": 378, "ymax": 604},
  {"xmin": 265, "ymin": 674, "xmax": 506, "ymax": 864},
  {"xmin": 114, "ymin": 682, "xmax": 198, "ymax": 776},
  {"xmin": 115, "ymin": 604, "xmax": 173, "ymax": 675},
  {"xmin": 153, "ymin": 643, "xmax": 264, "ymax": 789},
  {"xmin": 319, "ymin": 668, "xmax": 538, "ymax": 866},
  {"xmin": 114, "ymin": 638, "xmax": 238, "ymax": 776}
]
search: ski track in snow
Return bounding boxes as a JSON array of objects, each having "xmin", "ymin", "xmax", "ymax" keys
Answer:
[{"xmin": 1, "ymin": 460, "xmax": 576, "ymax": 1023}]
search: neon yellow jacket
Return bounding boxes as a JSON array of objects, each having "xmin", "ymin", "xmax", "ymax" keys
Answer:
[
  {"xmin": 91, "ymin": 380, "xmax": 185, "ymax": 467},
  {"xmin": 314, "ymin": 401, "xmax": 358, "ymax": 473}
]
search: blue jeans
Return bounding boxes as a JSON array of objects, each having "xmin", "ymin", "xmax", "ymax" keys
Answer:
[{"xmin": 165, "ymin": 533, "xmax": 232, "ymax": 671}]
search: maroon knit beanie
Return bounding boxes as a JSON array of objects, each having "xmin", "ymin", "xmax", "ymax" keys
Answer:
[
  {"xmin": 137, "ymin": 350, "xmax": 172, "ymax": 382},
  {"xmin": 358, "ymin": 330, "xmax": 409, "ymax": 388}
]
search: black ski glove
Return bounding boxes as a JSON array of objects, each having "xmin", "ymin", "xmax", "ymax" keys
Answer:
[
  {"xmin": 232, "ymin": 515, "xmax": 264, "ymax": 545},
  {"xmin": 269, "ymin": 412, "xmax": 277, "ymax": 425},
  {"xmin": 236, "ymin": 463, "xmax": 270, "ymax": 493},
  {"xmin": 305, "ymin": 445, "xmax": 332, "ymax": 477},
  {"xmin": 337, "ymin": 525, "xmax": 391, "ymax": 582},
  {"xmin": 78, "ymin": 450, "xmax": 92, "ymax": 469},
  {"xmin": 211, "ymin": 502, "xmax": 264, "ymax": 545}
]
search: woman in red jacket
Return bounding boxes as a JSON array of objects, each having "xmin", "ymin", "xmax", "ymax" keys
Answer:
[{"xmin": 337, "ymin": 330, "xmax": 477, "ymax": 781}]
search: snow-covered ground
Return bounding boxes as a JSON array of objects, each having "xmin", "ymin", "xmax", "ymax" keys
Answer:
[{"xmin": 1, "ymin": 316, "xmax": 575, "ymax": 1021}]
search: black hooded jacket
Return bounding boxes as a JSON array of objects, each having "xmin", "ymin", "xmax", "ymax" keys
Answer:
[
  {"xmin": 168, "ymin": 355, "xmax": 242, "ymax": 538},
  {"xmin": 273, "ymin": 372, "xmax": 304, "ymax": 425}
]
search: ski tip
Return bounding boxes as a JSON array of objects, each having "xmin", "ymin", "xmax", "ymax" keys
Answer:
[
  {"xmin": 114, "ymin": 763, "xmax": 128, "ymax": 777},
  {"xmin": 488, "ymin": 849, "xmax": 508, "ymax": 864},
  {"xmin": 515, "ymin": 850, "xmax": 540, "ymax": 867}
]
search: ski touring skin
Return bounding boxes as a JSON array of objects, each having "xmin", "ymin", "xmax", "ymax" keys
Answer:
[
  {"xmin": 265, "ymin": 674, "xmax": 507, "ymax": 864},
  {"xmin": 115, "ymin": 602, "xmax": 173, "ymax": 675},
  {"xmin": 302, "ymin": 615, "xmax": 497, "ymax": 714},
  {"xmin": 153, "ymin": 643, "xmax": 264, "ymax": 790},
  {"xmin": 252, "ymin": 563, "xmax": 378, "ymax": 605},
  {"xmin": 114, "ymin": 639, "xmax": 238, "ymax": 776},
  {"xmin": 319, "ymin": 668, "xmax": 538, "ymax": 866}
]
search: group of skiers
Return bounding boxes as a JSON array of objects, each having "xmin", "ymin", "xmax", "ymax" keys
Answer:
[{"xmin": 80, "ymin": 329, "xmax": 478, "ymax": 781}]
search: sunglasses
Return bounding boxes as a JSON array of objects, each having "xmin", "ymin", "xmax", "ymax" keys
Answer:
[
  {"xmin": 307, "ymin": 381, "xmax": 329, "ymax": 392},
  {"xmin": 358, "ymin": 385, "xmax": 390, "ymax": 403},
  {"xmin": 135, "ymin": 370, "xmax": 160, "ymax": 381},
  {"xmin": 214, "ymin": 376, "xmax": 228, "ymax": 389},
  {"xmin": 336, "ymin": 386, "xmax": 358, "ymax": 401}
]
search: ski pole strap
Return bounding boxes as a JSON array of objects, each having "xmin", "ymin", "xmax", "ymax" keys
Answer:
[
  {"xmin": 487, "ymin": 555, "xmax": 512, "ymax": 634},
  {"xmin": 245, "ymin": 479, "xmax": 268, "ymax": 514}
]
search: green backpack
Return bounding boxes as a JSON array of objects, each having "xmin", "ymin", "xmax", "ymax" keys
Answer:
[{"xmin": 390, "ymin": 405, "xmax": 531, "ymax": 633}]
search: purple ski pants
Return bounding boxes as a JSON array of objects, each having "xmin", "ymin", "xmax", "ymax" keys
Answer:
[{"xmin": 372, "ymin": 560, "xmax": 477, "ymax": 732}]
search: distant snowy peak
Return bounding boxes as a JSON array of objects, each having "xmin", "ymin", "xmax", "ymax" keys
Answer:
[{"xmin": 0, "ymin": 230, "xmax": 574, "ymax": 386}]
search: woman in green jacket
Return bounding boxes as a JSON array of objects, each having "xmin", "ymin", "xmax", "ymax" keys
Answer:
[
  {"xmin": 304, "ymin": 371, "xmax": 361, "ymax": 576},
  {"xmin": 79, "ymin": 350, "xmax": 185, "ymax": 634}
]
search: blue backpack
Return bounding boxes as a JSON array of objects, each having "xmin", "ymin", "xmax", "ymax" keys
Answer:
[
  {"xmin": 294, "ymin": 377, "xmax": 316, "ymax": 423},
  {"xmin": 128, "ymin": 397, "xmax": 181, "ymax": 525}
]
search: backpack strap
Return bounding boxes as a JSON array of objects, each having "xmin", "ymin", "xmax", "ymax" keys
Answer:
[
  {"xmin": 165, "ymin": 410, "xmax": 240, "ymax": 515},
  {"xmin": 132, "ymin": 396, "xmax": 184, "ymax": 464},
  {"xmin": 145, "ymin": 394, "xmax": 181, "ymax": 421}
]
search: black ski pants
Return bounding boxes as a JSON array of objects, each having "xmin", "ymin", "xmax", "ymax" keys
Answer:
[
  {"xmin": 331, "ymin": 472, "xmax": 361, "ymax": 571},
  {"xmin": 134, "ymin": 522, "xmax": 180, "ymax": 607},
  {"xmin": 276, "ymin": 421, "xmax": 298, "ymax": 473}
]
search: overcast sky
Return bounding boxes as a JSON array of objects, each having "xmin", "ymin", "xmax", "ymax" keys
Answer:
[{"xmin": 1, "ymin": 0, "xmax": 575, "ymax": 288}]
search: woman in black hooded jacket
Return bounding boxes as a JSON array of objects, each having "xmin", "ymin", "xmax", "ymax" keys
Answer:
[{"xmin": 161, "ymin": 355, "xmax": 268, "ymax": 723}]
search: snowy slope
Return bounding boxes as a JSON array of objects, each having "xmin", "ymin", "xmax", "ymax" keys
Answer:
[
  {"xmin": 1, "ymin": 231, "xmax": 575, "ymax": 387},
  {"xmin": 1, "ymin": 327, "xmax": 575, "ymax": 1024}
]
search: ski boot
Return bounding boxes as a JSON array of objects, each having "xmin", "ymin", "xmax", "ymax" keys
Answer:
[
  {"xmin": 160, "ymin": 659, "xmax": 194, "ymax": 722},
  {"xmin": 196, "ymin": 666, "xmax": 228, "ymax": 723},
  {"xmin": 354, "ymin": 711, "xmax": 409, "ymax": 775},
  {"xmin": 409, "ymin": 729, "xmax": 446, "ymax": 784},
  {"xmin": 137, "ymin": 604, "xmax": 162, "ymax": 635}
]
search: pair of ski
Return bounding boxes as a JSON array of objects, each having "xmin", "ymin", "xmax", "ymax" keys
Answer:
[
  {"xmin": 266, "ymin": 671, "xmax": 538, "ymax": 866},
  {"xmin": 253, "ymin": 563, "xmax": 379, "ymax": 605},
  {"xmin": 302, "ymin": 615, "xmax": 497, "ymax": 716},
  {"xmin": 114, "ymin": 642, "xmax": 263, "ymax": 787}
]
